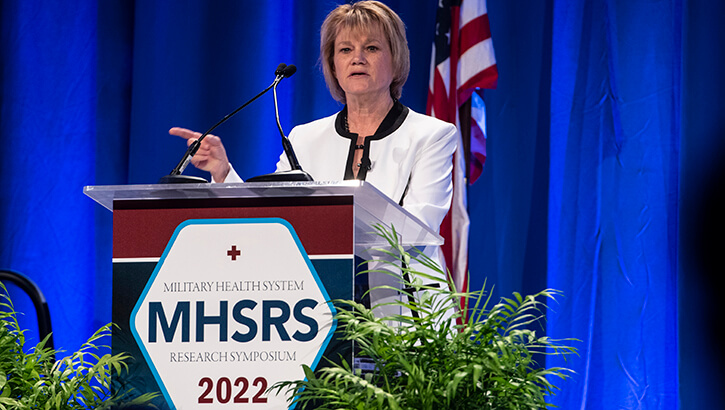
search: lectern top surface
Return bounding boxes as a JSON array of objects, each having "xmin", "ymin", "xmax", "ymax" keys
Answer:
[
  {"xmin": 83, "ymin": 181, "xmax": 443, "ymax": 247},
  {"xmin": 84, "ymin": 181, "xmax": 365, "ymax": 210}
]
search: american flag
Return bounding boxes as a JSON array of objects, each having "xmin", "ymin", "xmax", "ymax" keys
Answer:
[{"xmin": 427, "ymin": 0, "xmax": 498, "ymax": 304}]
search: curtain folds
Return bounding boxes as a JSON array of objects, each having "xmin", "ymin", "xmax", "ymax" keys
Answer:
[
  {"xmin": 0, "ymin": 0, "xmax": 103, "ymax": 348},
  {"xmin": 547, "ymin": 1, "xmax": 681, "ymax": 408},
  {"xmin": 2, "ymin": 0, "xmax": 721, "ymax": 407}
]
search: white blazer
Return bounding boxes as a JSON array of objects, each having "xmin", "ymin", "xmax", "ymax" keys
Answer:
[
  {"xmin": 225, "ymin": 104, "xmax": 459, "ymax": 317},
  {"xmin": 273, "ymin": 105, "xmax": 458, "ymax": 234}
]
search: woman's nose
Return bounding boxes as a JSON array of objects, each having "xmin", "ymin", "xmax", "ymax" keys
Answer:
[{"xmin": 351, "ymin": 50, "xmax": 366, "ymax": 64}]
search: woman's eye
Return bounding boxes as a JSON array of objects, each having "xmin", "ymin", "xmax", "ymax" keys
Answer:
[{"xmin": 367, "ymin": 46, "xmax": 378, "ymax": 51}]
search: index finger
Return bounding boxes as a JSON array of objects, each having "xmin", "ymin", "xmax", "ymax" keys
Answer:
[{"xmin": 169, "ymin": 127, "xmax": 202, "ymax": 140}]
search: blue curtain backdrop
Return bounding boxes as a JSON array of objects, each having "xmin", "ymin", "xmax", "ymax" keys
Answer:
[
  {"xmin": 546, "ymin": 1, "xmax": 681, "ymax": 408},
  {"xmin": 1, "ymin": 0, "xmax": 722, "ymax": 408}
]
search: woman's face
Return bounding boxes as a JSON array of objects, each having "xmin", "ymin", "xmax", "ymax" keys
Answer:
[{"xmin": 333, "ymin": 24, "xmax": 394, "ymax": 102}]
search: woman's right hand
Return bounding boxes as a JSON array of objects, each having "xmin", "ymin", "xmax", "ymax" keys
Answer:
[{"xmin": 169, "ymin": 127, "xmax": 231, "ymax": 182}]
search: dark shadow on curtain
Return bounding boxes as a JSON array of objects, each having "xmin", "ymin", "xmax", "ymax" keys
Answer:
[{"xmin": 679, "ymin": 0, "xmax": 725, "ymax": 407}]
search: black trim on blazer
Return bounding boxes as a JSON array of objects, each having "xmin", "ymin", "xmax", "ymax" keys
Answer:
[{"xmin": 335, "ymin": 100, "xmax": 409, "ymax": 181}]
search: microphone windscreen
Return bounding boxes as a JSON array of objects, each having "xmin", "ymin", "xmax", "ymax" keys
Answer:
[
  {"xmin": 275, "ymin": 63, "xmax": 287, "ymax": 76},
  {"xmin": 283, "ymin": 64, "xmax": 297, "ymax": 78}
]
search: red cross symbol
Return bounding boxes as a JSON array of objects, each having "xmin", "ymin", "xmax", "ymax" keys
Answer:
[{"xmin": 227, "ymin": 245, "xmax": 241, "ymax": 261}]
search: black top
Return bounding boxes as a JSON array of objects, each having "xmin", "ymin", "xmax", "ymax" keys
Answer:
[{"xmin": 335, "ymin": 100, "xmax": 410, "ymax": 181}]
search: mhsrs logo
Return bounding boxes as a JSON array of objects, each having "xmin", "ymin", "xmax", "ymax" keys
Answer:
[
  {"xmin": 131, "ymin": 218, "xmax": 336, "ymax": 409},
  {"xmin": 147, "ymin": 298, "xmax": 320, "ymax": 343}
]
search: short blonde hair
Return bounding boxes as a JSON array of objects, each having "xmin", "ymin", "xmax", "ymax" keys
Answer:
[{"xmin": 320, "ymin": 1, "xmax": 410, "ymax": 104}]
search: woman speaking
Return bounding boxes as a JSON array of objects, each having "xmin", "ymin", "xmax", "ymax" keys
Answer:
[
  {"xmin": 170, "ymin": 1, "xmax": 460, "ymax": 314},
  {"xmin": 170, "ymin": 1, "xmax": 458, "ymax": 235}
]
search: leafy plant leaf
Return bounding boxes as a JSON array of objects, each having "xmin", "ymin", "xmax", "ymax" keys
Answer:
[
  {"xmin": 270, "ymin": 224, "xmax": 578, "ymax": 409},
  {"xmin": 0, "ymin": 282, "xmax": 160, "ymax": 409}
]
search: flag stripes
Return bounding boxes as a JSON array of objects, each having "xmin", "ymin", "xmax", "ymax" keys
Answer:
[{"xmin": 427, "ymin": 0, "xmax": 498, "ymax": 307}]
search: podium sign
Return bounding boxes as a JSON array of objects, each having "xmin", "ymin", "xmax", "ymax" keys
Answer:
[
  {"xmin": 85, "ymin": 181, "xmax": 442, "ymax": 410},
  {"xmin": 131, "ymin": 219, "xmax": 335, "ymax": 408}
]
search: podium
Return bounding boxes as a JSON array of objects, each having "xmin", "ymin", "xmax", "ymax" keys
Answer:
[{"xmin": 85, "ymin": 181, "xmax": 442, "ymax": 410}]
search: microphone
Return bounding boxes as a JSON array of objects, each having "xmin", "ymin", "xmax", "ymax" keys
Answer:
[
  {"xmin": 360, "ymin": 157, "xmax": 372, "ymax": 171},
  {"xmin": 275, "ymin": 63, "xmax": 287, "ymax": 76},
  {"xmin": 281, "ymin": 64, "xmax": 296, "ymax": 78},
  {"xmin": 246, "ymin": 64, "xmax": 314, "ymax": 183},
  {"xmin": 159, "ymin": 63, "xmax": 293, "ymax": 184}
]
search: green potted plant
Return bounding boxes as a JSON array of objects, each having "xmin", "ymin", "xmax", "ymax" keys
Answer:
[
  {"xmin": 0, "ymin": 282, "xmax": 157, "ymax": 409},
  {"xmin": 273, "ymin": 226, "xmax": 577, "ymax": 409}
]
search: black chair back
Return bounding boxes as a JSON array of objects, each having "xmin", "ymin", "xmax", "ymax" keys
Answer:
[{"xmin": 0, "ymin": 269, "xmax": 54, "ymax": 351}]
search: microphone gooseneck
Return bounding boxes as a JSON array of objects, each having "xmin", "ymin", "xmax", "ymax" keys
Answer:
[
  {"xmin": 272, "ymin": 65, "xmax": 303, "ymax": 171},
  {"xmin": 160, "ymin": 63, "xmax": 294, "ymax": 184},
  {"xmin": 246, "ymin": 64, "xmax": 313, "ymax": 183}
]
